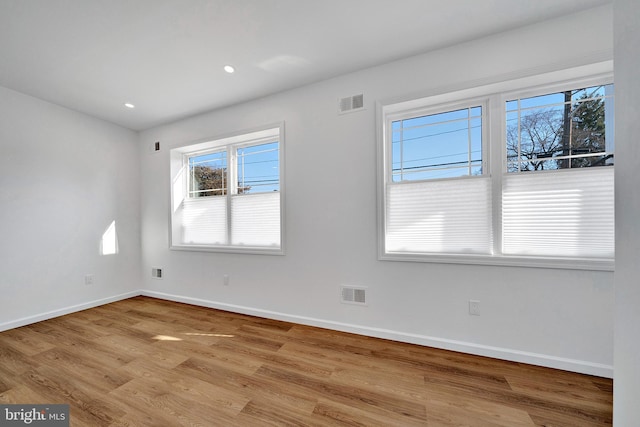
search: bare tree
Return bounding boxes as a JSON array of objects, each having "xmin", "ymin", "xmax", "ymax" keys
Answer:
[
  {"xmin": 507, "ymin": 109, "xmax": 563, "ymax": 172},
  {"xmin": 507, "ymin": 88, "xmax": 610, "ymax": 172}
]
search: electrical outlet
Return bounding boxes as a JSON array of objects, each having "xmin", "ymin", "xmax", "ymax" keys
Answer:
[
  {"xmin": 223, "ymin": 274, "xmax": 229, "ymax": 286},
  {"xmin": 469, "ymin": 300, "xmax": 480, "ymax": 316},
  {"xmin": 84, "ymin": 274, "xmax": 94, "ymax": 285}
]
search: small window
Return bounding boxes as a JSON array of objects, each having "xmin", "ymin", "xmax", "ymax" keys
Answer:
[
  {"xmin": 506, "ymin": 84, "xmax": 614, "ymax": 172},
  {"xmin": 391, "ymin": 105, "xmax": 483, "ymax": 182},
  {"xmin": 170, "ymin": 125, "xmax": 284, "ymax": 254}
]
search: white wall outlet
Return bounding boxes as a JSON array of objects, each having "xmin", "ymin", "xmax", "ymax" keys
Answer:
[
  {"xmin": 84, "ymin": 274, "xmax": 94, "ymax": 285},
  {"xmin": 469, "ymin": 300, "xmax": 480, "ymax": 316},
  {"xmin": 223, "ymin": 274, "xmax": 229, "ymax": 286}
]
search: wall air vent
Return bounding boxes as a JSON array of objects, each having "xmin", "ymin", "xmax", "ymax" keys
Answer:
[
  {"xmin": 341, "ymin": 286, "xmax": 367, "ymax": 305},
  {"xmin": 338, "ymin": 93, "xmax": 364, "ymax": 114},
  {"xmin": 151, "ymin": 267, "xmax": 163, "ymax": 279}
]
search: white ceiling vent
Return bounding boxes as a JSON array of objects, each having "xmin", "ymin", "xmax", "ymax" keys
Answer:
[
  {"xmin": 341, "ymin": 286, "xmax": 367, "ymax": 305},
  {"xmin": 338, "ymin": 93, "xmax": 364, "ymax": 114}
]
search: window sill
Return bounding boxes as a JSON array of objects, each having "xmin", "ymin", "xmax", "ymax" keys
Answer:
[
  {"xmin": 171, "ymin": 244, "xmax": 284, "ymax": 256},
  {"xmin": 379, "ymin": 252, "xmax": 614, "ymax": 271}
]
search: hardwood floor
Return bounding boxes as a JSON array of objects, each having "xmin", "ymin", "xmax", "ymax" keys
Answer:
[{"xmin": 0, "ymin": 296, "xmax": 612, "ymax": 426}]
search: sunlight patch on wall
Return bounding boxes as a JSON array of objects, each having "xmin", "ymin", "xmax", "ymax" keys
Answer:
[{"xmin": 100, "ymin": 220, "xmax": 119, "ymax": 255}]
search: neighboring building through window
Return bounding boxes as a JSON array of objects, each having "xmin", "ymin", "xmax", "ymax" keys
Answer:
[{"xmin": 170, "ymin": 125, "xmax": 284, "ymax": 254}]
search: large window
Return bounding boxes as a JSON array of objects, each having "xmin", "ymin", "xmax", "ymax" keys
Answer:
[
  {"xmin": 379, "ymin": 71, "xmax": 614, "ymax": 269},
  {"xmin": 170, "ymin": 125, "xmax": 284, "ymax": 254}
]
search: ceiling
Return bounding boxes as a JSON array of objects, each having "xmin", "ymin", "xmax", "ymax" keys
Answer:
[{"xmin": 0, "ymin": 0, "xmax": 611, "ymax": 131}]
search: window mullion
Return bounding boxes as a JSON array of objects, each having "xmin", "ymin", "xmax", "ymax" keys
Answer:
[
  {"xmin": 226, "ymin": 146, "xmax": 235, "ymax": 245},
  {"xmin": 490, "ymin": 94, "xmax": 504, "ymax": 257},
  {"xmin": 467, "ymin": 107, "xmax": 472, "ymax": 176},
  {"xmin": 229, "ymin": 146, "xmax": 237, "ymax": 195},
  {"xmin": 516, "ymin": 98, "xmax": 521, "ymax": 172},
  {"xmin": 399, "ymin": 122, "xmax": 404, "ymax": 181}
]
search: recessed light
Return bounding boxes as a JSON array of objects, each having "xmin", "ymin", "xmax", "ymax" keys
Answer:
[
  {"xmin": 124, "ymin": 103, "xmax": 135, "ymax": 109},
  {"xmin": 223, "ymin": 65, "xmax": 235, "ymax": 74}
]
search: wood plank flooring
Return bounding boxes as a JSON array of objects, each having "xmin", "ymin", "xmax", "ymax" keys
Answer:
[{"xmin": 0, "ymin": 296, "xmax": 612, "ymax": 426}]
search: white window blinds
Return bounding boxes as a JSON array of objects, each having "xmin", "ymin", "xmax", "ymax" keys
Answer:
[
  {"xmin": 230, "ymin": 193, "xmax": 281, "ymax": 247},
  {"xmin": 385, "ymin": 177, "xmax": 493, "ymax": 254},
  {"xmin": 180, "ymin": 197, "xmax": 228, "ymax": 245},
  {"xmin": 502, "ymin": 167, "xmax": 614, "ymax": 258}
]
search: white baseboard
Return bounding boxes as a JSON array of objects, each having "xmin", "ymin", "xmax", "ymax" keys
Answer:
[
  {"xmin": 141, "ymin": 290, "xmax": 614, "ymax": 379},
  {"xmin": 0, "ymin": 290, "xmax": 141, "ymax": 332}
]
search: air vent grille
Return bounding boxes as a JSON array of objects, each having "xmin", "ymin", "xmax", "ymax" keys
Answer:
[
  {"xmin": 341, "ymin": 286, "xmax": 367, "ymax": 305},
  {"xmin": 149, "ymin": 141, "xmax": 161, "ymax": 153},
  {"xmin": 151, "ymin": 267, "xmax": 163, "ymax": 279},
  {"xmin": 338, "ymin": 93, "xmax": 365, "ymax": 114}
]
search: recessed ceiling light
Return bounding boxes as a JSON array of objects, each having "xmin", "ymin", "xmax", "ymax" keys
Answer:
[
  {"xmin": 124, "ymin": 103, "xmax": 135, "ymax": 109},
  {"xmin": 223, "ymin": 65, "xmax": 235, "ymax": 74}
]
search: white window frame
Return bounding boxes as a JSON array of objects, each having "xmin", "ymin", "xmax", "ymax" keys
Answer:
[
  {"xmin": 377, "ymin": 62, "xmax": 614, "ymax": 270},
  {"xmin": 170, "ymin": 123, "xmax": 285, "ymax": 255}
]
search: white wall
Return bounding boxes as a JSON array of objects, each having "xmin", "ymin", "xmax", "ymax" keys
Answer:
[
  {"xmin": 613, "ymin": 0, "xmax": 640, "ymax": 423},
  {"xmin": 0, "ymin": 86, "xmax": 141, "ymax": 329},
  {"xmin": 139, "ymin": 5, "xmax": 615, "ymax": 376}
]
